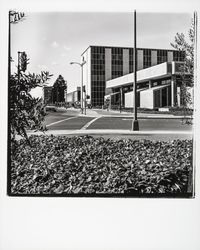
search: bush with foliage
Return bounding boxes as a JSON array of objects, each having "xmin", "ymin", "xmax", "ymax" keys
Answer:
[
  {"xmin": 10, "ymin": 70, "xmax": 52, "ymax": 143},
  {"xmin": 9, "ymin": 11, "xmax": 53, "ymax": 143},
  {"xmin": 11, "ymin": 135, "xmax": 193, "ymax": 196}
]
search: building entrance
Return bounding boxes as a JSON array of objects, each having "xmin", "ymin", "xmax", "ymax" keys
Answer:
[{"xmin": 154, "ymin": 85, "xmax": 171, "ymax": 108}]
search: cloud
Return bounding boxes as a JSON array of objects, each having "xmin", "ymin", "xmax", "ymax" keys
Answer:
[
  {"xmin": 61, "ymin": 53, "xmax": 67, "ymax": 57},
  {"xmin": 51, "ymin": 61, "xmax": 59, "ymax": 66},
  {"xmin": 37, "ymin": 64, "xmax": 48, "ymax": 71},
  {"xmin": 63, "ymin": 45, "xmax": 71, "ymax": 51},
  {"xmin": 51, "ymin": 41, "xmax": 59, "ymax": 48}
]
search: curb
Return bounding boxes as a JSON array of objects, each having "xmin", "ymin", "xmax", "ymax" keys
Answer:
[
  {"xmin": 63, "ymin": 108, "xmax": 193, "ymax": 119},
  {"xmin": 77, "ymin": 114, "xmax": 192, "ymax": 119},
  {"xmin": 27, "ymin": 129, "xmax": 193, "ymax": 136}
]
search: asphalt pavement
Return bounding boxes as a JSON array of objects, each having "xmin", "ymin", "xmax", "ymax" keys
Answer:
[
  {"xmin": 44, "ymin": 108, "xmax": 193, "ymax": 132},
  {"xmin": 46, "ymin": 116, "xmax": 94, "ymax": 130},
  {"xmin": 24, "ymin": 108, "xmax": 193, "ymax": 141}
]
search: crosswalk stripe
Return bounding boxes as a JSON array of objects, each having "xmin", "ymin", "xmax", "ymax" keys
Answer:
[
  {"xmin": 46, "ymin": 117, "xmax": 77, "ymax": 127},
  {"xmin": 81, "ymin": 116, "xmax": 101, "ymax": 130}
]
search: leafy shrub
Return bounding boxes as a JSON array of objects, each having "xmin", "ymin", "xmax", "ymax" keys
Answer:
[{"xmin": 10, "ymin": 135, "xmax": 193, "ymax": 196}]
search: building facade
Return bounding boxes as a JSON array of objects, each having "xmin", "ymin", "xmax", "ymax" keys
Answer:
[
  {"xmin": 81, "ymin": 45, "xmax": 185, "ymax": 107},
  {"xmin": 65, "ymin": 87, "xmax": 81, "ymax": 106},
  {"xmin": 106, "ymin": 61, "xmax": 192, "ymax": 109},
  {"xmin": 43, "ymin": 86, "xmax": 53, "ymax": 104}
]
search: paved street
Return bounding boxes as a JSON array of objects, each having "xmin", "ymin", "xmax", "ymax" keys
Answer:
[
  {"xmin": 44, "ymin": 109, "xmax": 193, "ymax": 132},
  {"xmin": 87, "ymin": 117, "xmax": 192, "ymax": 131},
  {"xmin": 46, "ymin": 116, "xmax": 94, "ymax": 130}
]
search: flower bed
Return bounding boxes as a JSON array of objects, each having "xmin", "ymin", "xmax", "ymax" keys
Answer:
[{"xmin": 10, "ymin": 135, "xmax": 193, "ymax": 196}]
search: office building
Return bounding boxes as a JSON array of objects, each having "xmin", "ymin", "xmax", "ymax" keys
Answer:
[
  {"xmin": 106, "ymin": 61, "xmax": 192, "ymax": 109},
  {"xmin": 81, "ymin": 45, "xmax": 186, "ymax": 107}
]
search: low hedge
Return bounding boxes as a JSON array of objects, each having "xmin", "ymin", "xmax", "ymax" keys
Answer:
[{"xmin": 10, "ymin": 135, "xmax": 193, "ymax": 196}]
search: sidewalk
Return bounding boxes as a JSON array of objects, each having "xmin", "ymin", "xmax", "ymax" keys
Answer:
[
  {"xmin": 67, "ymin": 107, "xmax": 192, "ymax": 119},
  {"xmin": 28, "ymin": 129, "xmax": 193, "ymax": 135},
  {"xmin": 27, "ymin": 129, "xmax": 192, "ymax": 141}
]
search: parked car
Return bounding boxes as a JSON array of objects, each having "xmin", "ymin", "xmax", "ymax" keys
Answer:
[{"xmin": 45, "ymin": 106, "xmax": 57, "ymax": 112}]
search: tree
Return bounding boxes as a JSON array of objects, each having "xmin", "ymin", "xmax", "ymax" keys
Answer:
[
  {"xmin": 10, "ymin": 67, "xmax": 53, "ymax": 144},
  {"xmin": 170, "ymin": 18, "xmax": 195, "ymax": 123},
  {"xmin": 52, "ymin": 75, "xmax": 67, "ymax": 103},
  {"xmin": 171, "ymin": 21, "xmax": 194, "ymax": 76},
  {"xmin": 9, "ymin": 11, "xmax": 53, "ymax": 144}
]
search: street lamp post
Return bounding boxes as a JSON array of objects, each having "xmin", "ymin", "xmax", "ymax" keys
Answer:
[
  {"xmin": 70, "ymin": 61, "xmax": 86, "ymax": 114},
  {"xmin": 8, "ymin": 11, "xmax": 25, "ymax": 195},
  {"xmin": 132, "ymin": 10, "xmax": 139, "ymax": 131}
]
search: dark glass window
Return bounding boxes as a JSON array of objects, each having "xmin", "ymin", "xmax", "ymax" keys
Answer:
[
  {"xmin": 143, "ymin": 49, "xmax": 151, "ymax": 69},
  {"xmin": 90, "ymin": 46, "xmax": 106, "ymax": 106},
  {"xmin": 157, "ymin": 50, "xmax": 168, "ymax": 64},
  {"xmin": 111, "ymin": 47, "xmax": 123, "ymax": 79}
]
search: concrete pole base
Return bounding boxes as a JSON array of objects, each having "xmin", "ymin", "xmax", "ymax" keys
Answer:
[{"xmin": 132, "ymin": 120, "xmax": 139, "ymax": 131}]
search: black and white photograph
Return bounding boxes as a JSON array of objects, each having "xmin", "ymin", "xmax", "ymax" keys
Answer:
[
  {"xmin": 1, "ymin": 0, "xmax": 200, "ymax": 249},
  {"xmin": 8, "ymin": 10, "xmax": 196, "ymax": 197}
]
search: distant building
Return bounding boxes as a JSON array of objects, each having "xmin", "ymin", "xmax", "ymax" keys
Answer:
[
  {"xmin": 43, "ymin": 86, "xmax": 53, "ymax": 104},
  {"xmin": 65, "ymin": 87, "xmax": 81, "ymax": 105},
  {"xmin": 81, "ymin": 45, "xmax": 187, "ymax": 108}
]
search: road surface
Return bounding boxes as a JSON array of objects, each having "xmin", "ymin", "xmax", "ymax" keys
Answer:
[{"xmin": 44, "ymin": 110, "xmax": 193, "ymax": 132}]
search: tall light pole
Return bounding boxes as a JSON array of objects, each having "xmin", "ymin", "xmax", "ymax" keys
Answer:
[
  {"xmin": 132, "ymin": 10, "xmax": 139, "ymax": 131},
  {"xmin": 8, "ymin": 11, "xmax": 25, "ymax": 195},
  {"xmin": 70, "ymin": 61, "xmax": 86, "ymax": 114}
]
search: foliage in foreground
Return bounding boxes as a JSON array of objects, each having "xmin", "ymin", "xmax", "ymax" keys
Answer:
[
  {"xmin": 11, "ymin": 136, "xmax": 193, "ymax": 195},
  {"xmin": 9, "ymin": 11, "xmax": 53, "ymax": 143},
  {"xmin": 10, "ymin": 71, "xmax": 52, "ymax": 143}
]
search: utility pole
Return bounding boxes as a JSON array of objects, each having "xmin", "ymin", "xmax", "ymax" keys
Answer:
[
  {"xmin": 194, "ymin": 11, "xmax": 197, "ymax": 90},
  {"xmin": 8, "ymin": 12, "xmax": 11, "ymax": 89},
  {"xmin": 8, "ymin": 11, "xmax": 25, "ymax": 195},
  {"xmin": 70, "ymin": 60, "xmax": 86, "ymax": 114},
  {"xmin": 83, "ymin": 85, "xmax": 86, "ymax": 115},
  {"xmin": 18, "ymin": 52, "xmax": 21, "ymax": 87},
  {"xmin": 132, "ymin": 10, "xmax": 139, "ymax": 131},
  {"xmin": 84, "ymin": 94, "xmax": 86, "ymax": 115},
  {"xmin": 120, "ymin": 87, "xmax": 123, "ymax": 113},
  {"xmin": 81, "ymin": 64, "xmax": 84, "ymax": 114},
  {"xmin": 188, "ymin": 11, "xmax": 198, "ymax": 195},
  {"xmin": 7, "ymin": 11, "xmax": 11, "ymax": 196}
]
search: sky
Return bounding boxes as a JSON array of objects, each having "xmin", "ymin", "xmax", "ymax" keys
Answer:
[{"xmin": 11, "ymin": 12, "xmax": 193, "ymax": 97}]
